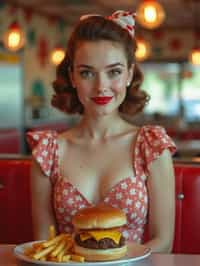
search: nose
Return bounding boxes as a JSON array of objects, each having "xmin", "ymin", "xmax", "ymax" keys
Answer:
[{"xmin": 94, "ymin": 73, "xmax": 109, "ymax": 94}]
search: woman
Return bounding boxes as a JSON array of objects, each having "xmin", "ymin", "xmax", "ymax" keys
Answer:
[{"xmin": 27, "ymin": 11, "xmax": 176, "ymax": 253}]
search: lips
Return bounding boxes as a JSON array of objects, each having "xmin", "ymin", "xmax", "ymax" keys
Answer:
[{"xmin": 91, "ymin": 96, "xmax": 113, "ymax": 105}]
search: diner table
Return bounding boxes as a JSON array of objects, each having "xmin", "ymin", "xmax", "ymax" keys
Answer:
[{"xmin": 1, "ymin": 244, "xmax": 200, "ymax": 266}]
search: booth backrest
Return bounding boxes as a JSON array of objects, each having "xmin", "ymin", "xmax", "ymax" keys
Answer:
[
  {"xmin": 0, "ymin": 159, "xmax": 33, "ymax": 244},
  {"xmin": 0, "ymin": 129, "xmax": 21, "ymax": 154},
  {"xmin": 0, "ymin": 159, "xmax": 200, "ymax": 253},
  {"xmin": 173, "ymin": 163, "xmax": 200, "ymax": 254}
]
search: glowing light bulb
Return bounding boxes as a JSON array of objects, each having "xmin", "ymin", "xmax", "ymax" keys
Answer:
[
  {"xmin": 135, "ymin": 38, "xmax": 151, "ymax": 61},
  {"xmin": 144, "ymin": 6, "xmax": 157, "ymax": 23},
  {"xmin": 189, "ymin": 48, "xmax": 200, "ymax": 65},
  {"xmin": 136, "ymin": 0, "xmax": 165, "ymax": 29},
  {"xmin": 8, "ymin": 31, "xmax": 21, "ymax": 48},
  {"xmin": 3, "ymin": 21, "xmax": 25, "ymax": 52},
  {"xmin": 50, "ymin": 47, "xmax": 65, "ymax": 65},
  {"xmin": 136, "ymin": 43, "xmax": 146, "ymax": 57}
]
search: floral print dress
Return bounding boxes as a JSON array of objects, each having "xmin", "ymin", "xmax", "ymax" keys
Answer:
[{"xmin": 27, "ymin": 125, "xmax": 176, "ymax": 243}]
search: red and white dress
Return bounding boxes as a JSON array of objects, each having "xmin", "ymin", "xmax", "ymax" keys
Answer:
[{"xmin": 27, "ymin": 125, "xmax": 176, "ymax": 243}]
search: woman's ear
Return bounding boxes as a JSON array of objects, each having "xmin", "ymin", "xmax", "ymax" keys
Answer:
[{"xmin": 127, "ymin": 63, "xmax": 135, "ymax": 86}]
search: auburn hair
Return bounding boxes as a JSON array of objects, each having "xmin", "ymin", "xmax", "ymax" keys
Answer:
[{"xmin": 52, "ymin": 16, "xmax": 149, "ymax": 115}]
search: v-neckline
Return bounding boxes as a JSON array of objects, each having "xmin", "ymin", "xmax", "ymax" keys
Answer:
[
  {"xmin": 57, "ymin": 175, "xmax": 135, "ymax": 206},
  {"xmin": 55, "ymin": 126, "xmax": 143, "ymax": 205}
]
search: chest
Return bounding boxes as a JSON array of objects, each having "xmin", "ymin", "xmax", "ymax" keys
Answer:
[{"xmin": 59, "ymin": 135, "xmax": 136, "ymax": 204}]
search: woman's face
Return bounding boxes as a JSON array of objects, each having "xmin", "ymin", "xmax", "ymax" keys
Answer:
[{"xmin": 70, "ymin": 40, "xmax": 134, "ymax": 116}]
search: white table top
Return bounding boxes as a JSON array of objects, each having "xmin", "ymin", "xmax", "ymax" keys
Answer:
[{"xmin": 1, "ymin": 244, "xmax": 200, "ymax": 266}]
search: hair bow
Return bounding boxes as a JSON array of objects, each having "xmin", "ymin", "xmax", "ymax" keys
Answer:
[
  {"xmin": 108, "ymin": 10, "xmax": 136, "ymax": 38},
  {"xmin": 80, "ymin": 10, "xmax": 136, "ymax": 38}
]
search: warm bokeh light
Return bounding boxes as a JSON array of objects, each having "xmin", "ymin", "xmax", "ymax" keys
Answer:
[
  {"xmin": 135, "ymin": 38, "xmax": 151, "ymax": 61},
  {"xmin": 136, "ymin": 0, "xmax": 165, "ymax": 29},
  {"xmin": 189, "ymin": 48, "xmax": 200, "ymax": 66},
  {"xmin": 3, "ymin": 22, "xmax": 25, "ymax": 52},
  {"xmin": 144, "ymin": 6, "xmax": 157, "ymax": 22},
  {"xmin": 50, "ymin": 47, "xmax": 65, "ymax": 66}
]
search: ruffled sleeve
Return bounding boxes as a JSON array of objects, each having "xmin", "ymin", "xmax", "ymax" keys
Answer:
[
  {"xmin": 134, "ymin": 125, "xmax": 176, "ymax": 177},
  {"xmin": 26, "ymin": 130, "xmax": 59, "ymax": 183}
]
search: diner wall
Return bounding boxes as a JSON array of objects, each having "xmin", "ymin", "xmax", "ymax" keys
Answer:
[{"xmin": 0, "ymin": 3, "xmax": 72, "ymax": 125}]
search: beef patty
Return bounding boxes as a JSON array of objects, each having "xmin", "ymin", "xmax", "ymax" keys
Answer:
[{"xmin": 74, "ymin": 234, "xmax": 126, "ymax": 249}]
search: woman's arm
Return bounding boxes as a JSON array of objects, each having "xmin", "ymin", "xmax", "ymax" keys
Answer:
[
  {"xmin": 144, "ymin": 149, "xmax": 175, "ymax": 253},
  {"xmin": 31, "ymin": 160, "xmax": 57, "ymax": 240}
]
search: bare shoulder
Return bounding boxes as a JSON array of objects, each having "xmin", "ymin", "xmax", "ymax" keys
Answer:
[
  {"xmin": 56, "ymin": 127, "xmax": 80, "ymax": 160},
  {"xmin": 57, "ymin": 127, "xmax": 79, "ymax": 145}
]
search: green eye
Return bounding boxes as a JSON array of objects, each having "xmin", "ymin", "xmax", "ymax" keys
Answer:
[
  {"xmin": 109, "ymin": 69, "xmax": 122, "ymax": 77},
  {"xmin": 80, "ymin": 70, "xmax": 94, "ymax": 78}
]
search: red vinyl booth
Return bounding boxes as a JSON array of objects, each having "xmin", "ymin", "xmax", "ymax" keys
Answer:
[
  {"xmin": 0, "ymin": 159, "xmax": 33, "ymax": 243},
  {"xmin": 0, "ymin": 158, "xmax": 200, "ymax": 254},
  {"xmin": 0, "ymin": 129, "xmax": 21, "ymax": 154},
  {"xmin": 173, "ymin": 163, "xmax": 200, "ymax": 254},
  {"xmin": 180, "ymin": 131, "xmax": 200, "ymax": 140}
]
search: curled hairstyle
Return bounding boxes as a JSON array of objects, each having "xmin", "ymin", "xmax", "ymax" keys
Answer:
[{"xmin": 52, "ymin": 16, "xmax": 149, "ymax": 115}]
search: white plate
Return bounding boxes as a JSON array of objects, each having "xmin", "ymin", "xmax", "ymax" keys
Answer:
[{"xmin": 14, "ymin": 241, "xmax": 151, "ymax": 266}]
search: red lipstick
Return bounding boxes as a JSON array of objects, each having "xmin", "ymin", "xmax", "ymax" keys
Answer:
[{"xmin": 91, "ymin": 96, "xmax": 113, "ymax": 105}]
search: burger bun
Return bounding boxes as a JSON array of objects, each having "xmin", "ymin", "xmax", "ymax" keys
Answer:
[
  {"xmin": 72, "ymin": 204, "xmax": 127, "ymax": 229},
  {"xmin": 74, "ymin": 243, "xmax": 127, "ymax": 261}
]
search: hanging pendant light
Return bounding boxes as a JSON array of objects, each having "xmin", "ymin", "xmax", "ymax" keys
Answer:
[
  {"xmin": 136, "ymin": 0, "xmax": 166, "ymax": 29},
  {"xmin": 50, "ymin": 45, "xmax": 65, "ymax": 66},
  {"xmin": 189, "ymin": 1, "xmax": 200, "ymax": 66},
  {"xmin": 3, "ymin": 21, "xmax": 25, "ymax": 52},
  {"xmin": 135, "ymin": 38, "xmax": 151, "ymax": 61},
  {"xmin": 189, "ymin": 47, "xmax": 200, "ymax": 65}
]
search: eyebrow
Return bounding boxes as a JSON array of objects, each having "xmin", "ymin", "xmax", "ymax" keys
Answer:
[{"xmin": 76, "ymin": 63, "xmax": 125, "ymax": 69}]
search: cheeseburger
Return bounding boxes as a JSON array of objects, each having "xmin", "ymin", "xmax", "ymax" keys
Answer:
[{"xmin": 72, "ymin": 205, "xmax": 127, "ymax": 261}]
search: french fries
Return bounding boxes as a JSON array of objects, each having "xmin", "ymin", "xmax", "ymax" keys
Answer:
[
  {"xmin": 23, "ymin": 225, "xmax": 85, "ymax": 263},
  {"xmin": 48, "ymin": 225, "xmax": 56, "ymax": 240}
]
